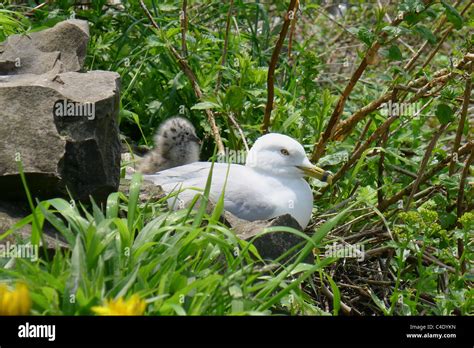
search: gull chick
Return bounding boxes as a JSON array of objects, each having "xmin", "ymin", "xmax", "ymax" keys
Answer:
[
  {"xmin": 138, "ymin": 117, "xmax": 200, "ymax": 174},
  {"xmin": 143, "ymin": 133, "xmax": 333, "ymax": 228}
]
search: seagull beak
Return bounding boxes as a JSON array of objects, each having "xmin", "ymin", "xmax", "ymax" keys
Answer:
[
  {"xmin": 189, "ymin": 134, "xmax": 201, "ymax": 144},
  {"xmin": 297, "ymin": 159, "xmax": 333, "ymax": 184}
]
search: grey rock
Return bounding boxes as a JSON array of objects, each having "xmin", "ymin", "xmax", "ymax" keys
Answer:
[
  {"xmin": 194, "ymin": 197, "xmax": 312, "ymax": 261},
  {"xmin": 0, "ymin": 70, "xmax": 121, "ymax": 202},
  {"xmin": 0, "ymin": 59, "xmax": 17, "ymax": 73},
  {"xmin": 0, "ymin": 201, "xmax": 68, "ymax": 250},
  {"xmin": 119, "ymin": 177, "xmax": 165, "ymax": 203},
  {"xmin": 0, "ymin": 19, "xmax": 89, "ymax": 75},
  {"xmin": 225, "ymin": 212, "xmax": 312, "ymax": 262}
]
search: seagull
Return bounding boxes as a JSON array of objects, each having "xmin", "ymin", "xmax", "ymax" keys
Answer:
[
  {"xmin": 143, "ymin": 133, "xmax": 332, "ymax": 228},
  {"xmin": 137, "ymin": 117, "xmax": 200, "ymax": 174}
]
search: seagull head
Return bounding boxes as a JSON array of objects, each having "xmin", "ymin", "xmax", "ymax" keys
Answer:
[
  {"xmin": 156, "ymin": 116, "xmax": 201, "ymax": 164},
  {"xmin": 246, "ymin": 133, "xmax": 332, "ymax": 184},
  {"xmin": 156, "ymin": 117, "xmax": 201, "ymax": 147}
]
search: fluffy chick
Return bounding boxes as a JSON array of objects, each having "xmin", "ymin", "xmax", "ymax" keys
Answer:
[{"xmin": 138, "ymin": 117, "xmax": 200, "ymax": 174}]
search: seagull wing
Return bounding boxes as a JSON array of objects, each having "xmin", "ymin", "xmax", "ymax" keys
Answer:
[{"xmin": 143, "ymin": 162, "xmax": 276, "ymax": 221}]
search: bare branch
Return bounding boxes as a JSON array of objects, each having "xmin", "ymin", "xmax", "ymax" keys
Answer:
[
  {"xmin": 228, "ymin": 112, "xmax": 249, "ymax": 153},
  {"xmin": 450, "ymin": 62, "xmax": 472, "ymax": 175},
  {"xmin": 405, "ymin": 123, "xmax": 448, "ymax": 210},
  {"xmin": 216, "ymin": 0, "xmax": 234, "ymax": 91},
  {"xmin": 180, "ymin": 0, "xmax": 188, "ymax": 57},
  {"xmin": 379, "ymin": 142, "xmax": 474, "ymax": 211},
  {"xmin": 457, "ymin": 147, "xmax": 474, "ymax": 274},
  {"xmin": 261, "ymin": 0, "xmax": 299, "ymax": 133},
  {"xmin": 310, "ymin": 0, "xmax": 435, "ymax": 162}
]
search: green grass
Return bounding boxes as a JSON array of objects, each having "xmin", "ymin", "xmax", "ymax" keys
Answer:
[{"xmin": 1, "ymin": 171, "xmax": 354, "ymax": 315}]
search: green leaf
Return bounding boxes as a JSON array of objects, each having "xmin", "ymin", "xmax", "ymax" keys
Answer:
[
  {"xmin": 326, "ymin": 275, "xmax": 341, "ymax": 316},
  {"xmin": 399, "ymin": 0, "xmax": 425, "ymax": 13},
  {"xmin": 318, "ymin": 151, "xmax": 349, "ymax": 167},
  {"xmin": 441, "ymin": 0, "xmax": 463, "ymax": 30},
  {"xmin": 413, "ymin": 25, "xmax": 437, "ymax": 44},
  {"xmin": 106, "ymin": 192, "xmax": 120, "ymax": 219},
  {"xmin": 191, "ymin": 101, "xmax": 220, "ymax": 110},
  {"xmin": 158, "ymin": 4, "xmax": 178, "ymax": 12},
  {"xmin": 387, "ymin": 44, "xmax": 403, "ymax": 61},
  {"xmin": 435, "ymin": 104, "xmax": 454, "ymax": 125},
  {"xmin": 224, "ymin": 86, "xmax": 245, "ymax": 111},
  {"xmin": 382, "ymin": 26, "xmax": 411, "ymax": 39},
  {"xmin": 127, "ymin": 173, "xmax": 142, "ymax": 237},
  {"xmin": 369, "ymin": 289, "xmax": 390, "ymax": 315},
  {"xmin": 348, "ymin": 26, "xmax": 375, "ymax": 46}
]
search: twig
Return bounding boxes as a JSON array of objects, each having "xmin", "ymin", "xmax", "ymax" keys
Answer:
[
  {"xmin": 180, "ymin": 0, "xmax": 188, "ymax": 57},
  {"xmin": 314, "ymin": 5, "xmax": 358, "ymax": 39},
  {"xmin": 341, "ymin": 228, "xmax": 387, "ymax": 242},
  {"xmin": 311, "ymin": 41, "xmax": 381, "ymax": 161},
  {"xmin": 215, "ymin": 0, "xmax": 234, "ymax": 91},
  {"xmin": 332, "ymin": 90, "xmax": 394, "ymax": 141},
  {"xmin": 311, "ymin": 0, "xmax": 435, "ymax": 161},
  {"xmin": 456, "ymin": 147, "xmax": 474, "ymax": 274},
  {"xmin": 388, "ymin": 99, "xmax": 434, "ymax": 138},
  {"xmin": 421, "ymin": 29, "xmax": 452, "ymax": 70},
  {"xmin": 331, "ymin": 116, "xmax": 399, "ymax": 184},
  {"xmin": 321, "ymin": 284, "xmax": 359, "ymax": 316},
  {"xmin": 449, "ymin": 62, "xmax": 472, "ymax": 175},
  {"xmin": 25, "ymin": 1, "xmax": 48, "ymax": 16},
  {"xmin": 364, "ymin": 247, "xmax": 457, "ymax": 273},
  {"xmin": 379, "ymin": 142, "xmax": 474, "ymax": 211},
  {"xmin": 404, "ymin": 0, "xmax": 462, "ymax": 72},
  {"xmin": 421, "ymin": 253, "xmax": 456, "ymax": 274},
  {"xmin": 377, "ymin": 91, "xmax": 398, "ymax": 206},
  {"xmin": 352, "ymin": 119, "xmax": 372, "ymax": 153},
  {"xmin": 139, "ymin": 0, "xmax": 225, "ymax": 154},
  {"xmin": 420, "ymin": 1, "xmax": 473, "ymax": 70},
  {"xmin": 228, "ymin": 112, "xmax": 249, "ymax": 153},
  {"xmin": 288, "ymin": 0, "xmax": 300, "ymax": 63},
  {"xmin": 386, "ymin": 164, "xmax": 417, "ymax": 179},
  {"xmin": 377, "ymin": 128, "xmax": 389, "ymax": 207},
  {"xmin": 261, "ymin": 0, "xmax": 299, "ymax": 133},
  {"xmin": 333, "ymin": 53, "xmax": 471, "ymax": 141},
  {"xmin": 405, "ymin": 123, "xmax": 448, "ymax": 210}
]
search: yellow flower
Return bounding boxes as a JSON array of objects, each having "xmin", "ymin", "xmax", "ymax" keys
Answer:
[
  {"xmin": 92, "ymin": 294, "xmax": 146, "ymax": 316},
  {"xmin": 0, "ymin": 283, "xmax": 31, "ymax": 316}
]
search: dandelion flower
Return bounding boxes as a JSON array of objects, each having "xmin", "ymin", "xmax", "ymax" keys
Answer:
[
  {"xmin": 92, "ymin": 294, "xmax": 146, "ymax": 316},
  {"xmin": 0, "ymin": 283, "xmax": 31, "ymax": 315}
]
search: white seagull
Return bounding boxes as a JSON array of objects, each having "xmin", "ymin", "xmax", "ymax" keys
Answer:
[{"xmin": 143, "ymin": 133, "xmax": 332, "ymax": 228}]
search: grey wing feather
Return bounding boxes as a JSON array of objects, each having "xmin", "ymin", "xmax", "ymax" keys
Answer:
[
  {"xmin": 143, "ymin": 162, "xmax": 214, "ymax": 185},
  {"xmin": 143, "ymin": 162, "xmax": 276, "ymax": 221}
]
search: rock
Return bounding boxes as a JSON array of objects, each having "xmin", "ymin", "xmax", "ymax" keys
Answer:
[
  {"xmin": 224, "ymin": 212, "xmax": 313, "ymax": 262},
  {"xmin": 187, "ymin": 197, "xmax": 312, "ymax": 261},
  {"xmin": 0, "ymin": 59, "xmax": 16, "ymax": 73},
  {"xmin": 0, "ymin": 20, "xmax": 89, "ymax": 75},
  {"xmin": 0, "ymin": 201, "xmax": 68, "ymax": 251},
  {"xmin": 119, "ymin": 177, "xmax": 165, "ymax": 203},
  {"xmin": 0, "ymin": 70, "xmax": 121, "ymax": 202}
]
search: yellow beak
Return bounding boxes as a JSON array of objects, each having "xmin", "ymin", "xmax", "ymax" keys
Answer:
[{"xmin": 297, "ymin": 162, "xmax": 333, "ymax": 184}]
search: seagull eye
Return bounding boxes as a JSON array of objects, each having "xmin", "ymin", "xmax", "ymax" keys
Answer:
[{"xmin": 280, "ymin": 149, "xmax": 290, "ymax": 156}]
